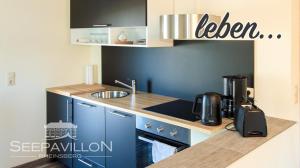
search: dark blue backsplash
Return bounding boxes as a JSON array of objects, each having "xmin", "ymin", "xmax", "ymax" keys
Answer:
[{"xmin": 102, "ymin": 40, "xmax": 254, "ymax": 101}]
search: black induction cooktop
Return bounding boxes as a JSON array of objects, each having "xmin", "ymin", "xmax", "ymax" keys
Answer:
[{"xmin": 143, "ymin": 99, "xmax": 200, "ymax": 122}]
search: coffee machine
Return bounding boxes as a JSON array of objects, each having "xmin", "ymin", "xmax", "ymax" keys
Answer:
[{"xmin": 222, "ymin": 75, "xmax": 248, "ymax": 119}]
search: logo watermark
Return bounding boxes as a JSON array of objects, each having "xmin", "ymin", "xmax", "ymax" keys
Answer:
[
  {"xmin": 10, "ymin": 121, "xmax": 112, "ymax": 160},
  {"xmin": 45, "ymin": 120, "xmax": 77, "ymax": 140}
]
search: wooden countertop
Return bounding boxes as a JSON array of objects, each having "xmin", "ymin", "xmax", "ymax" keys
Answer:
[
  {"xmin": 47, "ymin": 84, "xmax": 105, "ymax": 97},
  {"xmin": 47, "ymin": 84, "xmax": 231, "ymax": 134},
  {"xmin": 149, "ymin": 117, "xmax": 295, "ymax": 168},
  {"xmin": 47, "ymin": 84, "xmax": 296, "ymax": 168}
]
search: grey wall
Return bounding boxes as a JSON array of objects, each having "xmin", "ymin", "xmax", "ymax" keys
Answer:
[{"xmin": 102, "ymin": 40, "xmax": 254, "ymax": 101}]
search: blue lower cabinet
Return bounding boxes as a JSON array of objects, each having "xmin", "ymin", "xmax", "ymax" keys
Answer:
[
  {"xmin": 105, "ymin": 109, "xmax": 136, "ymax": 168},
  {"xmin": 73, "ymin": 99, "xmax": 106, "ymax": 168},
  {"xmin": 66, "ymin": 99, "xmax": 136, "ymax": 168},
  {"xmin": 74, "ymin": 157, "xmax": 105, "ymax": 168},
  {"xmin": 46, "ymin": 92, "xmax": 73, "ymax": 168}
]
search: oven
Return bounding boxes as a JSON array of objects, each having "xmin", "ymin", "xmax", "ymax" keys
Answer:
[{"xmin": 136, "ymin": 116, "xmax": 190, "ymax": 168}]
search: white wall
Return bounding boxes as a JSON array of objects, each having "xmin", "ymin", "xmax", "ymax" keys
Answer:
[
  {"xmin": 174, "ymin": 0, "xmax": 299, "ymax": 167},
  {"xmin": 174, "ymin": 0, "xmax": 299, "ymax": 121},
  {"xmin": 228, "ymin": 124, "xmax": 299, "ymax": 168},
  {"xmin": 0, "ymin": 0, "xmax": 95, "ymax": 167},
  {"xmin": 0, "ymin": 0, "xmax": 298, "ymax": 167}
]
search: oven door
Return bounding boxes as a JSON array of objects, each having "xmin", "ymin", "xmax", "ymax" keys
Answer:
[{"xmin": 136, "ymin": 129, "xmax": 189, "ymax": 168}]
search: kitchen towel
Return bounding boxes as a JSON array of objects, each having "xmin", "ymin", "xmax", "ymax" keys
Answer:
[
  {"xmin": 85, "ymin": 65, "xmax": 94, "ymax": 85},
  {"xmin": 152, "ymin": 140, "xmax": 177, "ymax": 163}
]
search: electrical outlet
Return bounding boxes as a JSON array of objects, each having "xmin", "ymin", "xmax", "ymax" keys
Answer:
[
  {"xmin": 7, "ymin": 72, "xmax": 16, "ymax": 86},
  {"xmin": 247, "ymin": 87, "xmax": 254, "ymax": 98}
]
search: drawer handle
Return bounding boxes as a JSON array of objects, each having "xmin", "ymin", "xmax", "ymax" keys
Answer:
[
  {"xmin": 78, "ymin": 159, "xmax": 93, "ymax": 167},
  {"xmin": 93, "ymin": 24, "xmax": 111, "ymax": 27},
  {"xmin": 77, "ymin": 102, "xmax": 96, "ymax": 108},
  {"xmin": 109, "ymin": 111, "xmax": 129, "ymax": 118}
]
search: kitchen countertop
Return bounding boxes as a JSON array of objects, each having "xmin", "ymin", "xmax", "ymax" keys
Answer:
[
  {"xmin": 47, "ymin": 84, "xmax": 231, "ymax": 134},
  {"xmin": 47, "ymin": 84, "xmax": 296, "ymax": 168},
  {"xmin": 47, "ymin": 84, "xmax": 105, "ymax": 97},
  {"xmin": 148, "ymin": 116, "xmax": 295, "ymax": 168}
]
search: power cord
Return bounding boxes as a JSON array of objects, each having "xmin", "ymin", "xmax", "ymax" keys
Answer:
[{"xmin": 225, "ymin": 122, "xmax": 237, "ymax": 131}]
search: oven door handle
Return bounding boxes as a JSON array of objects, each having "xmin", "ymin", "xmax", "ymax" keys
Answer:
[
  {"xmin": 138, "ymin": 136, "xmax": 154, "ymax": 144},
  {"xmin": 138, "ymin": 136, "xmax": 181, "ymax": 152}
]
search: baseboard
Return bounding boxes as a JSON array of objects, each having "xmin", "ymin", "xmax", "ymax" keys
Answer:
[{"xmin": 12, "ymin": 158, "xmax": 53, "ymax": 168}]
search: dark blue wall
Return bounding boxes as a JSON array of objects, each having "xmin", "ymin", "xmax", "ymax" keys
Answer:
[{"xmin": 102, "ymin": 40, "xmax": 254, "ymax": 101}]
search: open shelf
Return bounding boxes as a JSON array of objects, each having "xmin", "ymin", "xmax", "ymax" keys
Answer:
[
  {"xmin": 71, "ymin": 28, "xmax": 109, "ymax": 45},
  {"xmin": 71, "ymin": 26, "xmax": 173, "ymax": 48},
  {"xmin": 109, "ymin": 27, "xmax": 147, "ymax": 46},
  {"xmin": 71, "ymin": 27, "xmax": 148, "ymax": 47}
]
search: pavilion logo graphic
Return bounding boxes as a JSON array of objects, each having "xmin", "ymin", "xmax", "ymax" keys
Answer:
[
  {"xmin": 44, "ymin": 120, "xmax": 77, "ymax": 140},
  {"xmin": 10, "ymin": 120, "xmax": 112, "ymax": 160}
]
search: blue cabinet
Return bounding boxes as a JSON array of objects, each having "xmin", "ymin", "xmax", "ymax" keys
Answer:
[
  {"xmin": 47, "ymin": 94, "xmax": 137, "ymax": 168},
  {"xmin": 73, "ymin": 99, "xmax": 106, "ymax": 168},
  {"xmin": 46, "ymin": 92, "xmax": 73, "ymax": 168},
  {"xmin": 105, "ymin": 109, "xmax": 136, "ymax": 168},
  {"xmin": 71, "ymin": 0, "xmax": 147, "ymax": 28}
]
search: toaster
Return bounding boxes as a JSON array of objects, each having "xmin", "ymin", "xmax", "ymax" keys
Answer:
[{"xmin": 235, "ymin": 104, "xmax": 268, "ymax": 137}]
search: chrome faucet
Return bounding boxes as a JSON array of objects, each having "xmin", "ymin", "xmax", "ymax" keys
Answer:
[{"xmin": 115, "ymin": 80, "xmax": 136, "ymax": 94}]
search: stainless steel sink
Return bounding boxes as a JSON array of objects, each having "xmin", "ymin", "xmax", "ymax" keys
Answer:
[{"xmin": 91, "ymin": 91, "xmax": 129, "ymax": 99}]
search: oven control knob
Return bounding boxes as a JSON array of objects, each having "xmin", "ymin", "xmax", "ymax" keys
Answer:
[
  {"xmin": 156, "ymin": 127, "xmax": 164, "ymax": 133},
  {"xmin": 144, "ymin": 123, "xmax": 152, "ymax": 129},
  {"xmin": 170, "ymin": 130, "xmax": 178, "ymax": 137}
]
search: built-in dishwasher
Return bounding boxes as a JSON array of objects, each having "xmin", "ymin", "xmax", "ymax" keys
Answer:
[{"xmin": 136, "ymin": 116, "xmax": 191, "ymax": 168}]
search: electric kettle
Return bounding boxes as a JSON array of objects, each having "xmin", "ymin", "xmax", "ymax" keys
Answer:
[{"xmin": 192, "ymin": 92, "xmax": 223, "ymax": 126}]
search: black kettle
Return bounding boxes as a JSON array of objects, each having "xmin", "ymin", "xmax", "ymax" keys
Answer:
[{"xmin": 192, "ymin": 92, "xmax": 223, "ymax": 126}]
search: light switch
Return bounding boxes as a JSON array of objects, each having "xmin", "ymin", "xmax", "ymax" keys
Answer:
[{"xmin": 7, "ymin": 72, "xmax": 16, "ymax": 86}]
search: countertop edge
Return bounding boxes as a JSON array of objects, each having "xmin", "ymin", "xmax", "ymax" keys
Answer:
[
  {"xmin": 47, "ymin": 84, "xmax": 230, "ymax": 135},
  {"xmin": 148, "ymin": 117, "xmax": 296, "ymax": 168},
  {"xmin": 224, "ymin": 120, "xmax": 296, "ymax": 167},
  {"xmin": 71, "ymin": 94, "xmax": 216, "ymax": 135},
  {"xmin": 46, "ymin": 84, "xmax": 297, "ymax": 168}
]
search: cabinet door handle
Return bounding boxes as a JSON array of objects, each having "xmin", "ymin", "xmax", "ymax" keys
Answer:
[
  {"xmin": 78, "ymin": 159, "xmax": 93, "ymax": 167},
  {"xmin": 109, "ymin": 111, "xmax": 130, "ymax": 118},
  {"xmin": 67, "ymin": 100, "xmax": 69, "ymax": 122},
  {"xmin": 93, "ymin": 24, "xmax": 111, "ymax": 27},
  {"xmin": 77, "ymin": 102, "xmax": 96, "ymax": 108}
]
